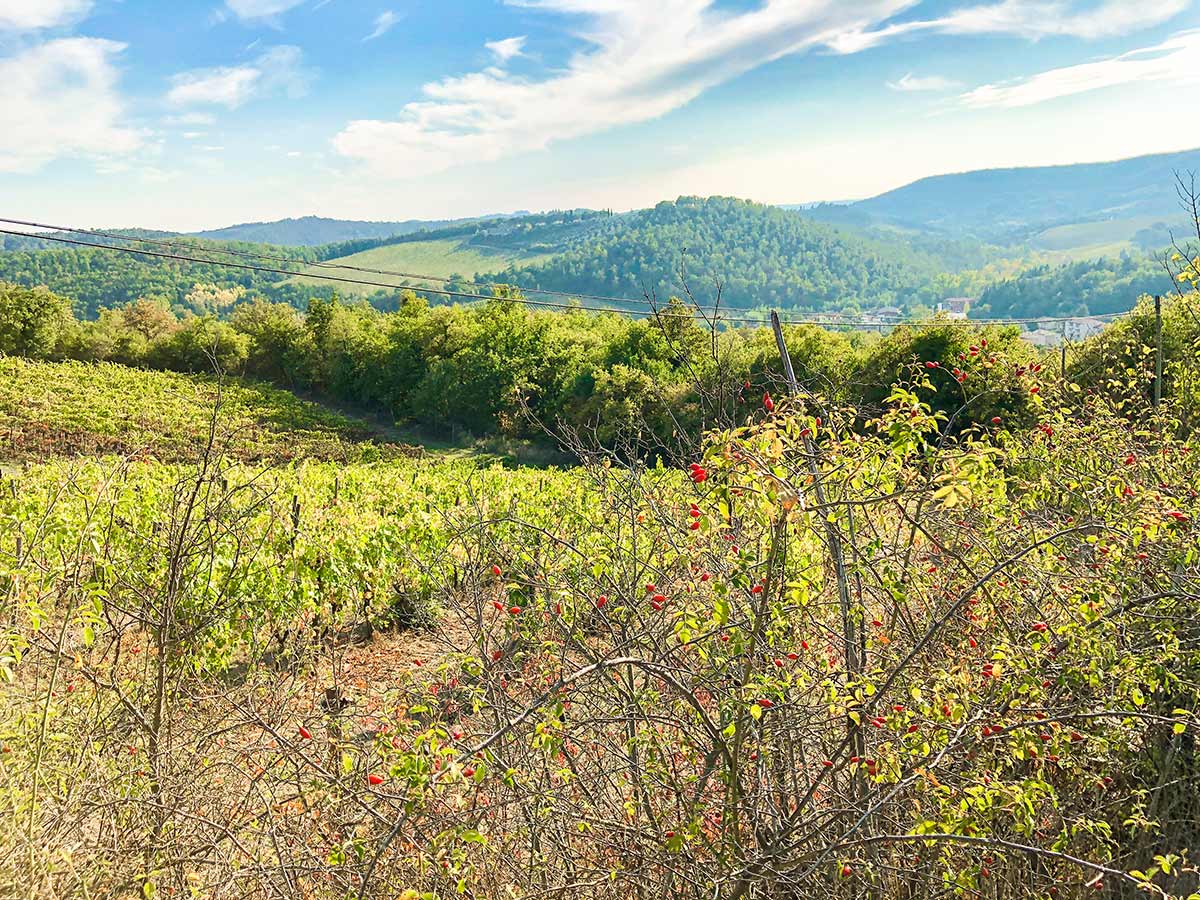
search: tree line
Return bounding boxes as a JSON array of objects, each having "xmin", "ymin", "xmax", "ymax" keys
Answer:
[{"xmin": 5, "ymin": 278, "xmax": 1198, "ymax": 451}]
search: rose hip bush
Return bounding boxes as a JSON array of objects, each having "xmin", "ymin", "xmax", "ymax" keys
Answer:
[{"xmin": 1, "ymin": 357, "xmax": 1198, "ymax": 899}]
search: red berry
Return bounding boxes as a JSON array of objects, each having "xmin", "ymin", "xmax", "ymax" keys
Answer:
[
  {"xmin": 298, "ymin": 725, "xmax": 313, "ymax": 740},
  {"xmin": 757, "ymin": 698, "xmax": 773, "ymax": 709},
  {"xmin": 463, "ymin": 766, "xmax": 475, "ymax": 778},
  {"xmin": 841, "ymin": 864, "xmax": 853, "ymax": 877},
  {"xmin": 508, "ymin": 606, "xmax": 521, "ymax": 615},
  {"xmin": 368, "ymin": 773, "xmax": 384, "ymax": 786},
  {"xmin": 491, "ymin": 564, "xmax": 502, "ymax": 576}
]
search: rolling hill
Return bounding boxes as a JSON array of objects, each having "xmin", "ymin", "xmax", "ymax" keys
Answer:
[
  {"xmin": 4, "ymin": 146, "xmax": 1193, "ymax": 321},
  {"xmin": 282, "ymin": 239, "xmax": 553, "ymax": 296},
  {"xmin": 807, "ymin": 147, "xmax": 1199, "ymax": 246},
  {"xmin": 491, "ymin": 196, "xmax": 994, "ymax": 312}
]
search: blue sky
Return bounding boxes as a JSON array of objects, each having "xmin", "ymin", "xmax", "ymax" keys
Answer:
[{"xmin": 1, "ymin": 0, "xmax": 1199, "ymax": 231}]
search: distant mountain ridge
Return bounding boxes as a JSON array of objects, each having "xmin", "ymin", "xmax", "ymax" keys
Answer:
[
  {"xmin": 189, "ymin": 212, "xmax": 531, "ymax": 246},
  {"xmin": 804, "ymin": 147, "xmax": 1200, "ymax": 244}
]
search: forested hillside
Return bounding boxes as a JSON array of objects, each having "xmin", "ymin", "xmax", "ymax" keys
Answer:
[
  {"xmin": 973, "ymin": 254, "xmax": 1176, "ymax": 318},
  {"xmin": 0, "ymin": 238, "xmax": 328, "ymax": 318},
  {"xmin": 0, "ymin": 190, "xmax": 1184, "ymax": 323},
  {"xmin": 0, "ymin": 201, "xmax": 998, "ymax": 318},
  {"xmin": 490, "ymin": 197, "xmax": 993, "ymax": 312}
]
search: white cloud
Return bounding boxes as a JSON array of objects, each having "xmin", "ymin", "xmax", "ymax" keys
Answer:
[
  {"xmin": 887, "ymin": 72, "xmax": 961, "ymax": 91},
  {"xmin": 168, "ymin": 66, "xmax": 260, "ymax": 107},
  {"xmin": 167, "ymin": 45, "xmax": 314, "ymax": 108},
  {"xmin": 333, "ymin": 0, "xmax": 918, "ymax": 178},
  {"xmin": 333, "ymin": 0, "xmax": 1190, "ymax": 180},
  {"xmin": 830, "ymin": 0, "xmax": 1192, "ymax": 53},
  {"xmin": 365, "ymin": 10, "xmax": 399, "ymax": 41},
  {"xmin": 962, "ymin": 29, "xmax": 1200, "ymax": 108},
  {"xmin": 0, "ymin": 0, "xmax": 92, "ymax": 30},
  {"xmin": 224, "ymin": 0, "xmax": 306, "ymax": 21},
  {"xmin": 485, "ymin": 36, "xmax": 526, "ymax": 63},
  {"xmin": 0, "ymin": 37, "xmax": 143, "ymax": 173},
  {"xmin": 182, "ymin": 131, "xmax": 207, "ymax": 139}
]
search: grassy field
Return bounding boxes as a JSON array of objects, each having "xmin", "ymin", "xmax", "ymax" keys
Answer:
[
  {"xmin": 283, "ymin": 238, "xmax": 554, "ymax": 297},
  {"xmin": 1028, "ymin": 214, "xmax": 1167, "ymax": 257}
]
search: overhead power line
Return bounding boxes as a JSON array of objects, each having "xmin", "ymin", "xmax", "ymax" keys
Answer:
[
  {"xmin": 0, "ymin": 216, "xmax": 653, "ymax": 310},
  {"xmin": 0, "ymin": 226, "xmax": 774, "ymax": 322},
  {"xmin": 0, "ymin": 218, "xmax": 1129, "ymax": 329}
]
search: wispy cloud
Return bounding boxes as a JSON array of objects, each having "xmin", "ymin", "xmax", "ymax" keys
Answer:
[
  {"xmin": 364, "ymin": 10, "xmax": 400, "ymax": 41},
  {"xmin": 887, "ymin": 72, "xmax": 962, "ymax": 92},
  {"xmin": 223, "ymin": 0, "xmax": 307, "ymax": 21},
  {"xmin": 333, "ymin": 0, "xmax": 918, "ymax": 178},
  {"xmin": 0, "ymin": 37, "xmax": 143, "ymax": 172},
  {"xmin": 167, "ymin": 45, "xmax": 314, "ymax": 108},
  {"xmin": 0, "ymin": 0, "xmax": 92, "ymax": 30},
  {"xmin": 485, "ymin": 36, "xmax": 526, "ymax": 63},
  {"xmin": 962, "ymin": 29, "xmax": 1200, "ymax": 108},
  {"xmin": 333, "ymin": 0, "xmax": 1190, "ymax": 180},
  {"xmin": 829, "ymin": 0, "xmax": 1192, "ymax": 53}
]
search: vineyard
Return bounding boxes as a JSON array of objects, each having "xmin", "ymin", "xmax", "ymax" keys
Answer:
[
  {"xmin": 0, "ymin": 356, "xmax": 413, "ymax": 465},
  {"xmin": 1, "ymin": 326, "xmax": 1199, "ymax": 898}
]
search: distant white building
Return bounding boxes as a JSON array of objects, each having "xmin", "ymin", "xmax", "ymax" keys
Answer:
[
  {"xmin": 937, "ymin": 297, "xmax": 971, "ymax": 319},
  {"xmin": 1063, "ymin": 317, "xmax": 1105, "ymax": 342},
  {"xmin": 872, "ymin": 306, "xmax": 902, "ymax": 323},
  {"xmin": 1024, "ymin": 329, "xmax": 1064, "ymax": 348}
]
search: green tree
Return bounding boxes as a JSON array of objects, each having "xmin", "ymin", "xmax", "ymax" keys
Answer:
[{"xmin": 0, "ymin": 282, "xmax": 73, "ymax": 358}]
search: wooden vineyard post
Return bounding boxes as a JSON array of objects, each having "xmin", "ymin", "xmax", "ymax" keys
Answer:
[{"xmin": 770, "ymin": 312, "xmax": 866, "ymax": 795}]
